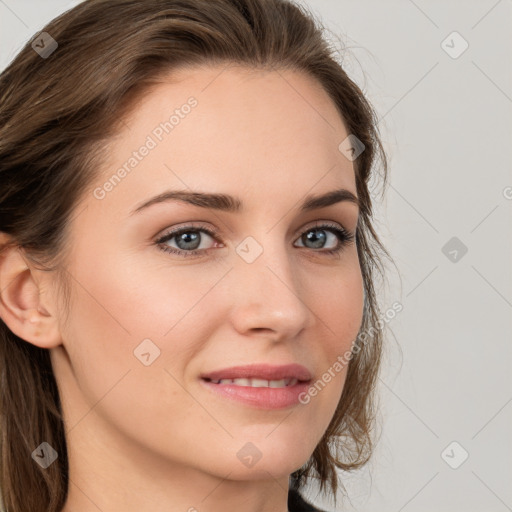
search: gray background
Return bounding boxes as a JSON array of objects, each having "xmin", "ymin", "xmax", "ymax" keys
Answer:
[{"xmin": 1, "ymin": 1, "xmax": 511, "ymax": 511}]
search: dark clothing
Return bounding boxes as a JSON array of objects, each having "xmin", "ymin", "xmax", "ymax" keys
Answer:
[{"xmin": 288, "ymin": 488, "xmax": 327, "ymax": 512}]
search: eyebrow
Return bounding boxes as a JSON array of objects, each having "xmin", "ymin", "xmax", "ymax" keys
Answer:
[{"xmin": 130, "ymin": 187, "xmax": 359, "ymax": 216}]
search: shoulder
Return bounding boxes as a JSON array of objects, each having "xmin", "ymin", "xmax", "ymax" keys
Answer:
[{"xmin": 287, "ymin": 487, "xmax": 329, "ymax": 512}]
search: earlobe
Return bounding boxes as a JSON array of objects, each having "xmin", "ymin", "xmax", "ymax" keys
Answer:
[{"xmin": 0, "ymin": 237, "xmax": 62, "ymax": 349}]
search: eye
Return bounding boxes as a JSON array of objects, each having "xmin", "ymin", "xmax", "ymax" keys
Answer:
[
  {"xmin": 155, "ymin": 221, "xmax": 355, "ymax": 258},
  {"xmin": 295, "ymin": 222, "xmax": 355, "ymax": 255},
  {"xmin": 155, "ymin": 223, "xmax": 220, "ymax": 257}
]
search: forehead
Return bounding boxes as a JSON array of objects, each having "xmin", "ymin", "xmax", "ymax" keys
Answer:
[{"xmin": 92, "ymin": 65, "xmax": 356, "ymax": 214}]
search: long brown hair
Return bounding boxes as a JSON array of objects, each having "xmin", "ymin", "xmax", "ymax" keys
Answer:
[{"xmin": 0, "ymin": 0, "xmax": 391, "ymax": 510}]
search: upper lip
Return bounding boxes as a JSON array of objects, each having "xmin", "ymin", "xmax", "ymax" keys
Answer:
[{"xmin": 200, "ymin": 363, "xmax": 312, "ymax": 382}]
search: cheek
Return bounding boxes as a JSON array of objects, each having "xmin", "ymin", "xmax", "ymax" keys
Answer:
[
  {"xmin": 62, "ymin": 248, "xmax": 229, "ymax": 372},
  {"xmin": 292, "ymin": 257, "xmax": 363, "ymax": 414},
  {"xmin": 308, "ymin": 258, "xmax": 365, "ymax": 350},
  {"xmin": 57, "ymin": 249, "xmax": 219, "ymax": 443}
]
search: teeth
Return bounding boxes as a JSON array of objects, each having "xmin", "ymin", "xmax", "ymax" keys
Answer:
[
  {"xmin": 209, "ymin": 378, "xmax": 298, "ymax": 388},
  {"xmin": 251, "ymin": 378, "xmax": 268, "ymax": 387}
]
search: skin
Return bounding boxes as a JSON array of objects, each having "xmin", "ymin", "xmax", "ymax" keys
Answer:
[{"xmin": 0, "ymin": 65, "xmax": 364, "ymax": 512}]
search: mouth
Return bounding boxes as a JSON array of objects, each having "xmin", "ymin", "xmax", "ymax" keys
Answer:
[
  {"xmin": 200, "ymin": 363, "xmax": 312, "ymax": 382},
  {"xmin": 199, "ymin": 377, "xmax": 311, "ymax": 409},
  {"xmin": 202, "ymin": 377, "xmax": 302, "ymax": 388},
  {"xmin": 199, "ymin": 363, "xmax": 312, "ymax": 409}
]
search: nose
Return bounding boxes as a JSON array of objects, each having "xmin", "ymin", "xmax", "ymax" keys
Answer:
[{"xmin": 226, "ymin": 238, "xmax": 313, "ymax": 341}]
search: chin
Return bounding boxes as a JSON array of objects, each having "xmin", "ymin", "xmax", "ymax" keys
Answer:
[{"xmin": 210, "ymin": 438, "xmax": 313, "ymax": 480}]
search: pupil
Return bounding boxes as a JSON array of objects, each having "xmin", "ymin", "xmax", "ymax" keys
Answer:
[
  {"xmin": 178, "ymin": 231, "xmax": 200, "ymax": 250},
  {"xmin": 305, "ymin": 229, "xmax": 326, "ymax": 249}
]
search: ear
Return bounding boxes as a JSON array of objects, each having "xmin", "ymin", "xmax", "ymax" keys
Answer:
[{"xmin": 0, "ymin": 233, "xmax": 62, "ymax": 349}]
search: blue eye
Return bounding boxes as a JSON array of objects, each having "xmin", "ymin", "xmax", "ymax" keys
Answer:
[{"xmin": 155, "ymin": 222, "xmax": 355, "ymax": 258}]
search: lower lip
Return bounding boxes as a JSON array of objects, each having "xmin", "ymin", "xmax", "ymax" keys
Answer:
[{"xmin": 199, "ymin": 378, "xmax": 311, "ymax": 409}]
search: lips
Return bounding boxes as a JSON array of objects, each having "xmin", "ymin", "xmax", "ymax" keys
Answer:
[
  {"xmin": 199, "ymin": 364, "xmax": 313, "ymax": 409},
  {"xmin": 200, "ymin": 363, "xmax": 312, "ymax": 383}
]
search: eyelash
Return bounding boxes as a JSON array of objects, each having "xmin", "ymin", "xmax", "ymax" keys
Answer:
[{"xmin": 155, "ymin": 222, "xmax": 356, "ymax": 259}]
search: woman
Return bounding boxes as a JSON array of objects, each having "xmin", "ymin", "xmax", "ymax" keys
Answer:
[{"xmin": 0, "ymin": 0, "xmax": 391, "ymax": 510}]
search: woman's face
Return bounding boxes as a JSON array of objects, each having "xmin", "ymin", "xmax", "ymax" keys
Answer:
[{"xmin": 51, "ymin": 65, "xmax": 364, "ymax": 484}]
